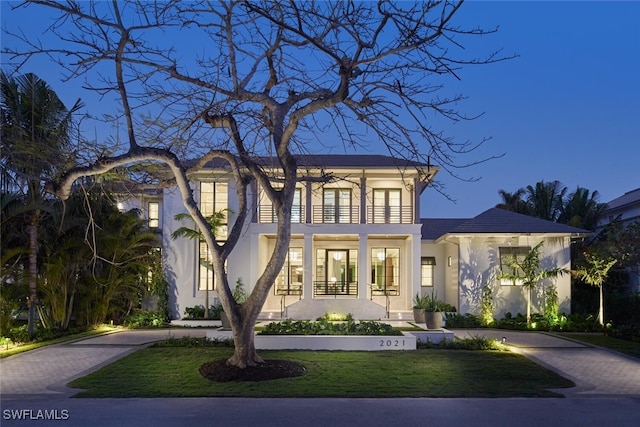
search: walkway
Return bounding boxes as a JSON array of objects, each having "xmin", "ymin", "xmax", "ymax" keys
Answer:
[{"xmin": 453, "ymin": 329, "xmax": 640, "ymax": 397}]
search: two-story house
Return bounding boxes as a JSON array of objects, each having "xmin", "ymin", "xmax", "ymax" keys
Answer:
[{"xmin": 129, "ymin": 154, "xmax": 589, "ymax": 321}]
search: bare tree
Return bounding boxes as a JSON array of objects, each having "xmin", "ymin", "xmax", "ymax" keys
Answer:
[{"xmin": 4, "ymin": 0, "xmax": 509, "ymax": 367}]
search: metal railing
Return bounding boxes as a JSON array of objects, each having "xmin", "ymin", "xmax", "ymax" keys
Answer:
[
  {"xmin": 258, "ymin": 204, "xmax": 305, "ymax": 223},
  {"xmin": 366, "ymin": 206, "xmax": 413, "ymax": 224},
  {"xmin": 313, "ymin": 281, "xmax": 358, "ymax": 297},
  {"xmin": 312, "ymin": 205, "xmax": 359, "ymax": 224}
]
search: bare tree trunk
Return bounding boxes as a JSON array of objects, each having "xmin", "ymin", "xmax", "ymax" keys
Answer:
[
  {"xmin": 227, "ymin": 304, "xmax": 263, "ymax": 368},
  {"xmin": 526, "ymin": 287, "xmax": 531, "ymax": 324},
  {"xmin": 27, "ymin": 216, "xmax": 39, "ymax": 336},
  {"xmin": 598, "ymin": 285, "xmax": 604, "ymax": 326}
]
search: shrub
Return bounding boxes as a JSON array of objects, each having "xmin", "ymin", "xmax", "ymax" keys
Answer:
[
  {"xmin": 444, "ymin": 313, "xmax": 483, "ymax": 328},
  {"xmin": 418, "ymin": 336, "xmax": 506, "ymax": 350},
  {"xmin": 183, "ymin": 305, "xmax": 222, "ymax": 320},
  {"xmin": 259, "ymin": 318, "xmax": 402, "ymax": 336},
  {"xmin": 123, "ymin": 310, "xmax": 166, "ymax": 328}
]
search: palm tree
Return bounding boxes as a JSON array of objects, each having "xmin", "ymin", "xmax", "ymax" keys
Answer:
[
  {"xmin": 171, "ymin": 209, "xmax": 229, "ymax": 319},
  {"xmin": 572, "ymin": 252, "xmax": 616, "ymax": 326},
  {"xmin": 525, "ymin": 180, "xmax": 567, "ymax": 222},
  {"xmin": 496, "ymin": 188, "xmax": 531, "ymax": 215},
  {"xmin": 500, "ymin": 241, "xmax": 566, "ymax": 324},
  {"xmin": 558, "ymin": 187, "xmax": 606, "ymax": 231},
  {"xmin": 1, "ymin": 72, "xmax": 82, "ymax": 334}
]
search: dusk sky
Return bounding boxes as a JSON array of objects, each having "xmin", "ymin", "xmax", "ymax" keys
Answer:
[{"xmin": 2, "ymin": 1, "xmax": 639, "ymax": 219}]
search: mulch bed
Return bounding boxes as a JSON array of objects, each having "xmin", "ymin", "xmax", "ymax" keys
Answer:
[{"xmin": 199, "ymin": 359, "xmax": 307, "ymax": 382}]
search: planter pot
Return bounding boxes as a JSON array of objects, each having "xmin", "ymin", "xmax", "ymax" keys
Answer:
[
  {"xmin": 425, "ymin": 311, "xmax": 443, "ymax": 330},
  {"xmin": 220, "ymin": 311, "xmax": 231, "ymax": 329},
  {"xmin": 413, "ymin": 308, "xmax": 426, "ymax": 324}
]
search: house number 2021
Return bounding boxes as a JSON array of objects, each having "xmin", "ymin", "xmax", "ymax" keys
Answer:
[{"xmin": 379, "ymin": 339, "xmax": 404, "ymax": 347}]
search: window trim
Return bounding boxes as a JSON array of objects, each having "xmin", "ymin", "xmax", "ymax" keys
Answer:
[
  {"xmin": 420, "ymin": 256, "xmax": 436, "ymax": 287},
  {"xmin": 499, "ymin": 246, "xmax": 531, "ymax": 286}
]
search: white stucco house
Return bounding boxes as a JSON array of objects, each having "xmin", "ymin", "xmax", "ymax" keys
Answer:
[{"xmin": 127, "ymin": 154, "xmax": 590, "ymax": 321}]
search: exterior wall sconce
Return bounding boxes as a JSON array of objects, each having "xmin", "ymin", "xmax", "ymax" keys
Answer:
[{"xmin": 447, "ymin": 256, "xmax": 452, "ymax": 267}]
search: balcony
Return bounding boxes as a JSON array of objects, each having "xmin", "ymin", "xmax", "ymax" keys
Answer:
[
  {"xmin": 257, "ymin": 204, "xmax": 414, "ymax": 224},
  {"xmin": 258, "ymin": 205, "xmax": 305, "ymax": 223},
  {"xmin": 312, "ymin": 205, "xmax": 359, "ymax": 224},
  {"xmin": 367, "ymin": 206, "xmax": 413, "ymax": 224}
]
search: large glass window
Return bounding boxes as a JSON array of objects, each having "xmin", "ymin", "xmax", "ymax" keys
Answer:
[
  {"xmin": 499, "ymin": 247, "xmax": 530, "ymax": 286},
  {"xmin": 421, "ymin": 257, "xmax": 436, "ymax": 287},
  {"xmin": 371, "ymin": 248, "xmax": 400, "ymax": 295},
  {"xmin": 315, "ymin": 249, "xmax": 358, "ymax": 296},
  {"xmin": 148, "ymin": 202, "xmax": 159, "ymax": 228},
  {"xmin": 200, "ymin": 181, "xmax": 228, "ymax": 239},
  {"xmin": 199, "ymin": 241, "xmax": 215, "ymax": 291},
  {"xmin": 198, "ymin": 181, "xmax": 228, "ymax": 290},
  {"xmin": 373, "ymin": 189, "xmax": 401, "ymax": 223},
  {"xmin": 323, "ymin": 189, "xmax": 352, "ymax": 223},
  {"xmin": 275, "ymin": 248, "xmax": 303, "ymax": 295}
]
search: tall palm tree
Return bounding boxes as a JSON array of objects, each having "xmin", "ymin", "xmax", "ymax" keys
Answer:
[
  {"xmin": 525, "ymin": 180, "xmax": 567, "ymax": 222},
  {"xmin": 1, "ymin": 72, "xmax": 82, "ymax": 334},
  {"xmin": 559, "ymin": 187, "xmax": 606, "ymax": 231},
  {"xmin": 496, "ymin": 188, "xmax": 531, "ymax": 215}
]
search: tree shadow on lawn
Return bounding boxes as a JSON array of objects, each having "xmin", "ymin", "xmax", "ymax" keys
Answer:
[{"xmin": 200, "ymin": 359, "xmax": 307, "ymax": 382}]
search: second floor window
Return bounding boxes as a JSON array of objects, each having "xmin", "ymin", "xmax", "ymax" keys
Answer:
[
  {"xmin": 148, "ymin": 201, "xmax": 159, "ymax": 228},
  {"xmin": 372, "ymin": 189, "xmax": 401, "ymax": 223},
  {"xmin": 323, "ymin": 189, "xmax": 352, "ymax": 223},
  {"xmin": 200, "ymin": 181, "xmax": 228, "ymax": 239}
]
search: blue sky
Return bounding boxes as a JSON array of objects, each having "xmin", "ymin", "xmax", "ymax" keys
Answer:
[{"xmin": 2, "ymin": 1, "xmax": 639, "ymax": 219}]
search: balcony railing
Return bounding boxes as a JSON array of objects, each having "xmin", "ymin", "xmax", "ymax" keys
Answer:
[
  {"xmin": 313, "ymin": 281, "xmax": 358, "ymax": 297},
  {"xmin": 366, "ymin": 206, "xmax": 413, "ymax": 224},
  {"xmin": 257, "ymin": 204, "xmax": 413, "ymax": 224},
  {"xmin": 312, "ymin": 205, "xmax": 359, "ymax": 224},
  {"xmin": 258, "ymin": 205, "xmax": 305, "ymax": 223}
]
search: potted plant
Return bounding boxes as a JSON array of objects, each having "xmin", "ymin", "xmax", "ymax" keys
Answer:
[
  {"xmin": 412, "ymin": 293, "xmax": 428, "ymax": 323},
  {"xmin": 424, "ymin": 290, "xmax": 446, "ymax": 330},
  {"xmin": 220, "ymin": 278, "xmax": 248, "ymax": 329}
]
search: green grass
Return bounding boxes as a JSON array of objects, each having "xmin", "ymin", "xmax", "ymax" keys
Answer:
[
  {"xmin": 68, "ymin": 347, "xmax": 573, "ymax": 398},
  {"xmin": 561, "ymin": 333, "xmax": 640, "ymax": 359}
]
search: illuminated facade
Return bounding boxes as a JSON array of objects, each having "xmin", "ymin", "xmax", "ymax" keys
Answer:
[{"xmin": 130, "ymin": 155, "xmax": 589, "ymax": 320}]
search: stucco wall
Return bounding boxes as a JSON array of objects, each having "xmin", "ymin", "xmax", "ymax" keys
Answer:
[{"xmin": 455, "ymin": 235, "xmax": 572, "ymax": 319}]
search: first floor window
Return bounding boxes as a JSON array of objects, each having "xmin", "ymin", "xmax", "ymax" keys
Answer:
[
  {"xmin": 371, "ymin": 248, "xmax": 400, "ymax": 295},
  {"xmin": 499, "ymin": 246, "xmax": 530, "ymax": 285},
  {"xmin": 315, "ymin": 249, "xmax": 358, "ymax": 296},
  {"xmin": 275, "ymin": 248, "xmax": 304, "ymax": 295},
  {"xmin": 421, "ymin": 257, "xmax": 435, "ymax": 287}
]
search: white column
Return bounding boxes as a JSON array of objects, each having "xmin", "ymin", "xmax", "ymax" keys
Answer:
[
  {"xmin": 358, "ymin": 233, "xmax": 368, "ymax": 299},
  {"xmin": 304, "ymin": 234, "xmax": 314, "ymax": 299}
]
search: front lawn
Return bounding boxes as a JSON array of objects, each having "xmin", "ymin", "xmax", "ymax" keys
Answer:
[{"xmin": 68, "ymin": 346, "xmax": 574, "ymax": 398}]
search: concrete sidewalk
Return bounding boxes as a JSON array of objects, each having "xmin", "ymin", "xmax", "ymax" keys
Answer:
[{"xmin": 0, "ymin": 328, "xmax": 210, "ymax": 398}]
